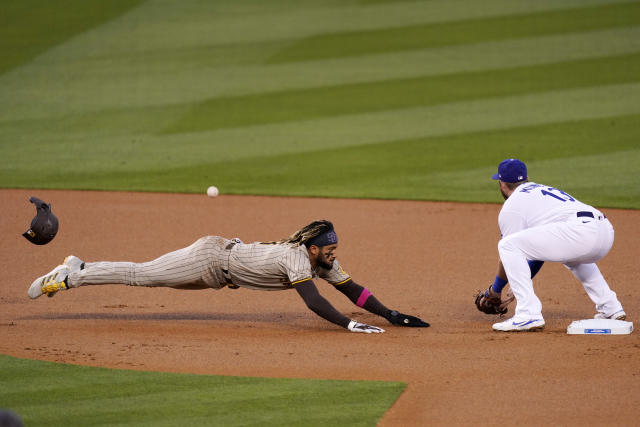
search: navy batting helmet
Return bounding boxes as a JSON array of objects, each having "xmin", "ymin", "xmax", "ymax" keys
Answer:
[{"xmin": 23, "ymin": 197, "xmax": 59, "ymax": 245}]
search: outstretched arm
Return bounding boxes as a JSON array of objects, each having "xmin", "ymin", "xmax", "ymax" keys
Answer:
[
  {"xmin": 334, "ymin": 279, "xmax": 429, "ymax": 327},
  {"xmin": 294, "ymin": 279, "xmax": 384, "ymax": 333}
]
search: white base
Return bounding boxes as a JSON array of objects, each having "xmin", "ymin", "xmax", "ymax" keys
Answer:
[{"xmin": 567, "ymin": 319, "xmax": 633, "ymax": 335}]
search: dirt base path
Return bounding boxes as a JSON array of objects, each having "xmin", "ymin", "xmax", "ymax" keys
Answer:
[{"xmin": 1, "ymin": 189, "xmax": 638, "ymax": 425}]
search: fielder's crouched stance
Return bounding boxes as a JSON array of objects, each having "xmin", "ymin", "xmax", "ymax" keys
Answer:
[
  {"xmin": 29, "ymin": 220, "xmax": 429, "ymax": 333},
  {"xmin": 474, "ymin": 159, "xmax": 625, "ymax": 332}
]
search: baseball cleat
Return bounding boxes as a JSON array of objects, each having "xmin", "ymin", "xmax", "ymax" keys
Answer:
[
  {"xmin": 492, "ymin": 316, "xmax": 545, "ymax": 332},
  {"xmin": 63, "ymin": 255, "xmax": 85, "ymax": 273},
  {"xmin": 28, "ymin": 265, "xmax": 70, "ymax": 299},
  {"xmin": 594, "ymin": 310, "xmax": 626, "ymax": 321}
]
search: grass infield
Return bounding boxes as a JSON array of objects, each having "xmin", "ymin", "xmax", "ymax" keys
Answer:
[{"xmin": 0, "ymin": 355, "xmax": 405, "ymax": 426}]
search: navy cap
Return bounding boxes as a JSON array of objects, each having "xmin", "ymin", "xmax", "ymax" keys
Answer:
[
  {"xmin": 23, "ymin": 197, "xmax": 59, "ymax": 245},
  {"xmin": 492, "ymin": 159, "xmax": 527, "ymax": 183}
]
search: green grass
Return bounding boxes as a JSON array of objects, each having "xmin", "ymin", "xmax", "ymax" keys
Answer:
[
  {"xmin": 269, "ymin": 1, "xmax": 640, "ymax": 62},
  {"xmin": 165, "ymin": 53, "xmax": 640, "ymax": 133},
  {"xmin": 29, "ymin": 114, "xmax": 636, "ymax": 208},
  {"xmin": 1, "ymin": 1, "xmax": 640, "ymax": 424},
  {"xmin": 1, "ymin": 0, "xmax": 639, "ymax": 209},
  {"xmin": 173, "ymin": 114, "xmax": 640, "ymax": 207},
  {"xmin": 0, "ymin": 355, "xmax": 405, "ymax": 426},
  {"xmin": 0, "ymin": 0, "xmax": 144, "ymax": 75}
]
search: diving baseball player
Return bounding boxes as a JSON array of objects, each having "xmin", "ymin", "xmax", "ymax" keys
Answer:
[
  {"xmin": 474, "ymin": 159, "xmax": 625, "ymax": 331},
  {"xmin": 28, "ymin": 220, "xmax": 429, "ymax": 333}
]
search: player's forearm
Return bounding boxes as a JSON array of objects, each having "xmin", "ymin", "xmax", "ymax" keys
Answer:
[
  {"xmin": 334, "ymin": 280, "xmax": 391, "ymax": 318},
  {"xmin": 305, "ymin": 296, "xmax": 351, "ymax": 328},
  {"xmin": 496, "ymin": 261, "xmax": 507, "ymax": 281},
  {"xmin": 295, "ymin": 281, "xmax": 350, "ymax": 328},
  {"xmin": 336, "ymin": 280, "xmax": 430, "ymax": 327}
]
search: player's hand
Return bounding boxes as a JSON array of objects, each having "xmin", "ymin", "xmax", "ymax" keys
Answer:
[
  {"xmin": 474, "ymin": 286, "xmax": 513, "ymax": 315},
  {"xmin": 386, "ymin": 310, "xmax": 430, "ymax": 327},
  {"xmin": 347, "ymin": 320, "xmax": 385, "ymax": 333}
]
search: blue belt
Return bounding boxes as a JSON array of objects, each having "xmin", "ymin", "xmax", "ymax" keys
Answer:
[{"xmin": 577, "ymin": 211, "xmax": 606, "ymax": 220}]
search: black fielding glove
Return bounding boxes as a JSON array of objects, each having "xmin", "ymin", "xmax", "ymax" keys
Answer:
[{"xmin": 386, "ymin": 310, "xmax": 430, "ymax": 327}]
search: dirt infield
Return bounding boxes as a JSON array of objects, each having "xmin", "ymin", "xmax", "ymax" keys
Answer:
[{"xmin": 1, "ymin": 189, "xmax": 638, "ymax": 425}]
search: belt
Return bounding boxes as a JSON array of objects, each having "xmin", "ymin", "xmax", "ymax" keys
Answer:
[
  {"xmin": 221, "ymin": 241, "xmax": 239, "ymax": 289},
  {"xmin": 577, "ymin": 211, "xmax": 606, "ymax": 220}
]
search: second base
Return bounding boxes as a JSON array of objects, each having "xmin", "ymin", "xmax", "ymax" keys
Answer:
[{"xmin": 567, "ymin": 318, "xmax": 633, "ymax": 335}]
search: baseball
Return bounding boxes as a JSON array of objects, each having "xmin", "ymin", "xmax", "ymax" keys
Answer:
[{"xmin": 206, "ymin": 186, "xmax": 219, "ymax": 197}]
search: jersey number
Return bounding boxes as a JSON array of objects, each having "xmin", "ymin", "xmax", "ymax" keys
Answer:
[{"xmin": 541, "ymin": 187, "xmax": 575, "ymax": 202}]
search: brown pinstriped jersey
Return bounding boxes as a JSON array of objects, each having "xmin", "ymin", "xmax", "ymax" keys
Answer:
[{"xmin": 227, "ymin": 242, "xmax": 350, "ymax": 290}]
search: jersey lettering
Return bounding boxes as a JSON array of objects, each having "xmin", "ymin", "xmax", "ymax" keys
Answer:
[
  {"xmin": 520, "ymin": 184, "xmax": 576, "ymax": 202},
  {"xmin": 540, "ymin": 187, "xmax": 575, "ymax": 202},
  {"xmin": 499, "ymin": 181, "xmax": 592, "ymax": 237},
  {"xmin": 520, "ymin": 183, "xmax": 543, "ymax": 193}
]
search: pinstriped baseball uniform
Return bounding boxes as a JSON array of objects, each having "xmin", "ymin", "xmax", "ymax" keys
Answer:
[
  {"xmin": 68, "ymin": 236, "xmax": 350, "ymax": 291},
  {"xmin": 228, "ymin": 242, "xmax": 350, "ymax": 290}
]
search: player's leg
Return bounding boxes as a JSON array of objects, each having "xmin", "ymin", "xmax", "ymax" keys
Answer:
[
  {"xmin": 564, "ymin": 262, "xmax": 624, "ymax": 318},
  {"xmin": 29, "ymin": 237, "xmax": 226, "ymax": 298},
  {"xmin": 562, "ymin": 218, "xmax": 623, "ymax": 318},
  {"xmin": 70, "ymin": 261, "xmax": 213, "ymax": 290},
  {"xmin": 497, "ymin": 220, "xmax": 597, "ymax": 317},
  {"xmin": 497, "ymin": 218, "xmax": 611, "ymax": 319},
  {"xmin": 497, "ymin": 223, "xmax": 570, "ymax": 319},
  {"xmin": 497, "ymin": 233, "xmax": 543, "ymax": 319},
  {"xmin": 69, "ymin": 236, "xmax": 223, "ymax": 289}
]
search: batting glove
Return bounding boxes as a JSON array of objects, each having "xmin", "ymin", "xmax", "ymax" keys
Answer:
[
  {"xmin": 348, "ymin": 320, "xmax": 385, "ymax": 333},
  {"xmin": 386, "ymin": 310, "xmax": 430, "ymax": 327}
]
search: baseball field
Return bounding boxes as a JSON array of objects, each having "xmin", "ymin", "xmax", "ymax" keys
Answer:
[{"xmin": 1, "ymin": 0, "xmax": 640, "ymax": 425}]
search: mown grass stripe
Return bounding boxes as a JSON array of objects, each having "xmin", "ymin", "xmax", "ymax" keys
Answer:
[
  {"xmin": 171, "ymin": 114, "xmax": 640, "ymax": 209},
  {"xmin": 3, "ymin": 26, "xmax": 639, "ymax": 121},
  {"xmin": 165, "ymin": 52, "xmax": 640, "ymax": 133},
  {"xmin": 2, "ymin": 82, "xmax": 639, "ymax": 180},
  {"xmin": 20, "ymin": 114, "xmax": 639, "ymax": 208},
  {"xmin": 73, "ymin": 0, "xmax": 629, "ymax": 49},
  {"xmin": 269, "ymin": 2, "xmax": 640, "ymax": 63},
  {"xmin": 0, "ymin": 0, "xmax": 144, "ymax": 75},
  {"xmin": 154, "ymin": 82, "xmax": 640, "ymax": 167}
]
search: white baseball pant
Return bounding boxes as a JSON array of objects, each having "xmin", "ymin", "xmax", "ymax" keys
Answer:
[{"xmin": 497, "ymin": 213, "xmax": 623, "ymax": 318}]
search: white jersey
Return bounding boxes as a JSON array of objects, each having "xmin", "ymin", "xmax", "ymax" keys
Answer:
[
  {"xmin": 227, "ymin": 242, "xmax": 350, "ymax": 291},
  {"xmin": 499, "ymin": 182, "xmax": 600, "ymax": 238},
  {"xmin": 495, "ymin": 181, "xmax": 621, "ymax": 320}
]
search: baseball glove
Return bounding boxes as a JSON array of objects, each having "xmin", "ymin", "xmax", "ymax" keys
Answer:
[
  {"xmin": 474, "ymin": 285, "xmax": 515, "ymax": 316},
  {"xmin": 386, "ymin": 310, "xmax": 430, "ymax": 327}
]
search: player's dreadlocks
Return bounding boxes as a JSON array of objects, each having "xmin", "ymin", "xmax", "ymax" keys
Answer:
[{"xmin": 278, "ymin": 220, "xmax": 334, "ymax": 247}]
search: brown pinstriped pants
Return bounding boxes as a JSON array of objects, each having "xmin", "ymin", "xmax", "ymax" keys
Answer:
[{"xmin": 67, "ymin": 236, "xmax": 229, "ymax": 290}]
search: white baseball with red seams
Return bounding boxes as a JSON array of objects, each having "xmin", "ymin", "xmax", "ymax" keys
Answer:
[{"xmin": 207, "ymin": 186, "xmax": 219, "ymax": 197}]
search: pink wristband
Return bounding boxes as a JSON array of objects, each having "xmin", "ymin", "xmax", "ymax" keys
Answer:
[{"xmin": 356, "ymin": 288, "xmax": 372, "ymax": 307}]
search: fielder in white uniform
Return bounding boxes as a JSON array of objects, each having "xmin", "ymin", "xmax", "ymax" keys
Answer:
[
  {"xmin": 488, "ymin": 159, "xmax": 625, "ymax": 332},
  {"xmin": 28, "ymin": 220, "xmax": 429, "ymax": 333}
]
